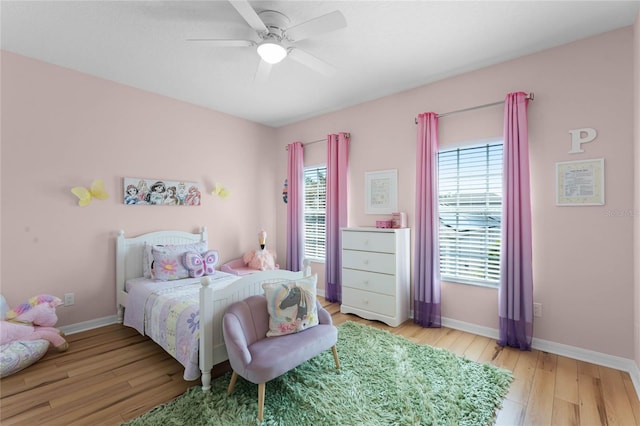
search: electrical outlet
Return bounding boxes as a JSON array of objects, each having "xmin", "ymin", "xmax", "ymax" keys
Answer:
[
  {"xmin": 533, "ymin": 302, "xmax": 542, "ymax": 318},
  {"xmin": 64, "ymin": 293, "xmax": 75, "ymax": 306}
]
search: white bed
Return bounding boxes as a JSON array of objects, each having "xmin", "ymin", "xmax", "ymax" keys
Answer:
[{"xmin": 116, "ymin": 226, "xmax": 309, "ymax": 390}]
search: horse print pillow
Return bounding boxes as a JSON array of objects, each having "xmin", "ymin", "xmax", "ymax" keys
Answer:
[{"xmin": 262, "ymin": 274, "xmax": 318, "ymax": 337}]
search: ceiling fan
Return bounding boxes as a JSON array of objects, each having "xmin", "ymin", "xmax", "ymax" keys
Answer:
[{"xmin": 188, "ymin": 0, "xmax": 347, "ymax": 82}]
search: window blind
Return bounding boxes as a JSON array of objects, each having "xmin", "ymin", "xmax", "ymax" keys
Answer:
[
  {"xmin": 303, "ymin": 166, "xmax": 327, "ymax": 261},
  {"xmin": 438, "ymin": 143, "xmax": 503, "ymax": 285}
]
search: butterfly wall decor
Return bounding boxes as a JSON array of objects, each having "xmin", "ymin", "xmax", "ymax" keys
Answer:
[
  {"xmin": 211, "ymin": 182, "xmax": 231, "ymax": 200},
  {"xmin": 71, "ymin": 179, "xmax": 109, "ymax": 206}
]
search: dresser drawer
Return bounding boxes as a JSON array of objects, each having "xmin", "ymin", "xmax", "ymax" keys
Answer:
[
  {"xmin": 342, "ymin": 268, "xmax": 395, "ymax": 296},
  {"xmin": 343, "ymin": 287, "xmax": 396, "ymax": 317},
  {"xmin": 342, "ymin": 231, "xmax": 396, "ymax": 253},
  {"xmin": 342, "ymin": 250, "xmax": 396, "ymax": 275}
]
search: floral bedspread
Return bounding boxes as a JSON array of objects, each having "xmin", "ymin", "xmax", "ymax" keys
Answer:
[{"xmin": 123, "ymin": 273, "xmax": 237, "ymax": 380}]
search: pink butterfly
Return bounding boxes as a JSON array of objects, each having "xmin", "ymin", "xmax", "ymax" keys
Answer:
[{"xmin": 183, "ymin": 250, "xmax": 219, "ymax": 278}]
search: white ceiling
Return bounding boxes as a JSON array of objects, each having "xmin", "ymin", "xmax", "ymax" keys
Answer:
[{"xmin": 2, "ymin": 1, "xmax": 639, "ymax": 127}]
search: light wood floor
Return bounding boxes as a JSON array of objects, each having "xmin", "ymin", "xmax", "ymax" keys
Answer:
[{"xmin": 1, "ymin": 298, "xmax": 639, "ymax": 425}]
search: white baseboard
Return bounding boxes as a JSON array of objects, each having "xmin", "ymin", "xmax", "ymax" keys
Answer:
[
  {"xmin": 441, "ymin": 317, "xmax": 499, "ymax": 340},
  {"xmin": 629, "ymin": 363, "xmax": 640, "ymax": 401},
  {"xmin": 441, "ymin": 316, "xmax": 640, "ymax": 400},
  {"xmin": 58, "ymin": 315, "xmax": 119, "ymax": 335}
]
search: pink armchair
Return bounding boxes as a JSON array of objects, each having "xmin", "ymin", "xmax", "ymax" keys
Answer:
[{"xmin": 222, "ymin": 295, "xmax": 340, "ymax": 421}]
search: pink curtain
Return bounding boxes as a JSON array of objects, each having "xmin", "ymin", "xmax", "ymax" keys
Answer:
[
  {"xmin": 286, "ymin": 141, "xmax": 304, "ymax": 272},
  {"xmin": 325, "ymin": 132, "xmax": 350, "ymax": 302},
  {"xmin": 414, "ymin": 113, "xmax": 441, "ymax": 328},
  {"xmin": 498, "ymin": 92, "xmax": 533, "ymax": 350}
]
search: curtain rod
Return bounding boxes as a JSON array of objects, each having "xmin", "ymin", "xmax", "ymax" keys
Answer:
[
  {"xmin": 414, "ymin": 92, "xmax": 534, "ymax": 124},
  {"xmin": 285, "ymin": 133, "xmax": 351, "ymax": 150},
  {"xmin": 285, "ymin": 138, "xmax": 323, "ymax": 151}
]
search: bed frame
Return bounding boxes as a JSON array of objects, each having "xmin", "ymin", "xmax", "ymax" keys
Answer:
[{"xmin": 116, "ymin": 227, "xmax": 310, "ymax": 390}]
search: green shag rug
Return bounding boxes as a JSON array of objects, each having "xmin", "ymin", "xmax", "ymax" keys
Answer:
[{"xmin": 124, "ymin": 321, "xmax": 512, "ymax": 426}]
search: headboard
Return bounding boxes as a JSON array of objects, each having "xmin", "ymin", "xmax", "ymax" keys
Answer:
[{"xmin": 115, "ymin": 226, "xmax": 207, "ymax": 321}]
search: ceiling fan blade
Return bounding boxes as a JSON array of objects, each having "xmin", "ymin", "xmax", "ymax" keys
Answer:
[
  {"xmin": 288, "ymin": 48, "xmax": 336, "ymax": 77},
  {"xmin": 186, "ymin": 39, "xmax": 256, "ymax": 47},
  {"xmin": 229, "ymin": 0, "xmax": 267, "ymax": 34},
  {"xmin": 285, "ymin": 10, "xmax": 346, "ymax": 41},
  {"xmin": 254, "ymin": 60, "xmax": 272, "ymax": 83}
]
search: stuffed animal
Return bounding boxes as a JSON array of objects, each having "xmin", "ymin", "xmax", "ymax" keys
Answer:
[
  {"xmin": 242, "ymin": 229, "xmax": 279, "ymax": 271},
  {"xmin": 243, "ymin": 248, "xmax": 278, "ymax": 271},
  {"xmin": 0, "ymin": 295, "xmax": 68, "ymax": 351}
]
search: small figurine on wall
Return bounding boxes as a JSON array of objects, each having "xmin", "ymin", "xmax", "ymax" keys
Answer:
[{"xmin": 282, "ymin": 179, "xmax": 288, "ymax": 204}]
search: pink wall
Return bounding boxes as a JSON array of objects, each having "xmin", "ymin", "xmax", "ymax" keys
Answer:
[
  {"xmin": 275, "ymin": 27, "xmax": 635, "ymax": 358},
  {"xmin": 1, "ymin": 26, "xmax": 636, "ymax": 361},
  {"xmin": 1, "ymin": 52, "xmax": 278, "ymax": 326}
]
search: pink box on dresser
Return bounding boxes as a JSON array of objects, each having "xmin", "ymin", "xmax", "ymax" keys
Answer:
[
  {"xmin": 392, "ymin": 212, "xmax": 407, "ymax": 228},
  {"xmin": 375, "ymin": 220, "xmax": 393, "ymax": 229}
]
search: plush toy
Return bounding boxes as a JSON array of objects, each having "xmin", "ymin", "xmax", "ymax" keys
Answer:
[
  {"xmin": 243, "ymin": 248, "xmax": 278, "ymax": 271},
  {"xmin": 242, "ymin": 229, "xmax": 279, "ymax": 271},
  {"xmin": 0, "ymin": 295, "xmax": 68, "ymax": 351}
]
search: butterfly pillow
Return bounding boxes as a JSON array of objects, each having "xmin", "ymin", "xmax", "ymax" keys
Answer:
[{"xmin": 183, "ymin": 250, "xmax": 219, "ymax": 278}]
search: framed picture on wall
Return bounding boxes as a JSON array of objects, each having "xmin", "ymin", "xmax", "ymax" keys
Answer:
[
  {"xmin": 365, "ymin": 169, "xmax": 398, "ymax": 214},
  {"xmin": 555, "ymin": 158, "xmax": 605, "ymax": 206},
  {"xmin": 123, "ymin": 177, "xmax": 201, "ymax": 206}
]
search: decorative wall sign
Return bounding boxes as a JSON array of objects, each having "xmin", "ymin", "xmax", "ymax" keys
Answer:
[
  {"xmin": 365, "ymin": 169, "xmax": 398, "ymax": 214},
  {"xmin": 556, "ymin": 159, "xmax": 604, "ymax": 206},
  {"xmin": 123, "ymin": 177, "xmax": 201, "ymax": 206},
  {"xmin": 568, "ymin": 127, "xmax": 597, "ymax": 154}
]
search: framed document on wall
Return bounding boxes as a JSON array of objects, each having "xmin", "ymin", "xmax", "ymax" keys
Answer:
[
  {"xmin": 555, "ymin": 158, "xmax": 605, "ymax": 206},
  {"xmin": 365, "ymin": 169, "xmax": 398, "ymax": 214}
]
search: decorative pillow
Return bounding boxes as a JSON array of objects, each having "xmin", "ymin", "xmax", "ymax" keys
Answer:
[
  {"xmin": 151, "ymin": 241, "xmax": 207, "ymax": 281},
  {"xmin": 182, "ymin": 250, "xmax": 219, "ymax": 278},
  {"xmin": 0, "ymin": 340, "xmax": 49, "ymax": 378},
  {"xmin": 262, "ymin": 274, "xmax": 318, "ymax": 337}
]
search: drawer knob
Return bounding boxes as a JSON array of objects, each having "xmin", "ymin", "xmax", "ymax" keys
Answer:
[
  {"xmin": 363, "ymin": 239, "xmax": 369, "ymax": 245},
  {"xmin": 363, "ymin": 259, "xmax": 369, "ymax": 265},
  {"xmin": 363, "ymin": 298, "xmax": 369, "ymax": 304},
  {"xmin": 363, "ymin": 280, "xmax": 369, "ymax": 285}
]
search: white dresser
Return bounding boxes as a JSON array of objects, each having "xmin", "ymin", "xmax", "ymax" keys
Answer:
[{"xmin": 340, "ymin": 227, "xmax": 410, "ymax": 327}]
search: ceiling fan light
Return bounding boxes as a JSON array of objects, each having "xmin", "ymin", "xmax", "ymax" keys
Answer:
[{"xmin": 257, "ymin": 41, "xmax": 287, "ymax": 64}]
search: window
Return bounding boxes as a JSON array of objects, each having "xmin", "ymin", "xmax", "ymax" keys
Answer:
[
  {"xmin": 438, "ymin": 142, "xmax": 503, "ymax": 286},
  {"xmin": 303, "ymin": 165, "xmax": 327, "ymax": 261}
]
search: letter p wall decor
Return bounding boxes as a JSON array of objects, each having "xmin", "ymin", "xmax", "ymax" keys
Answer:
[{"xmin": 568, "ymin": 128, "xmax": 597, "ymax": 154}]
